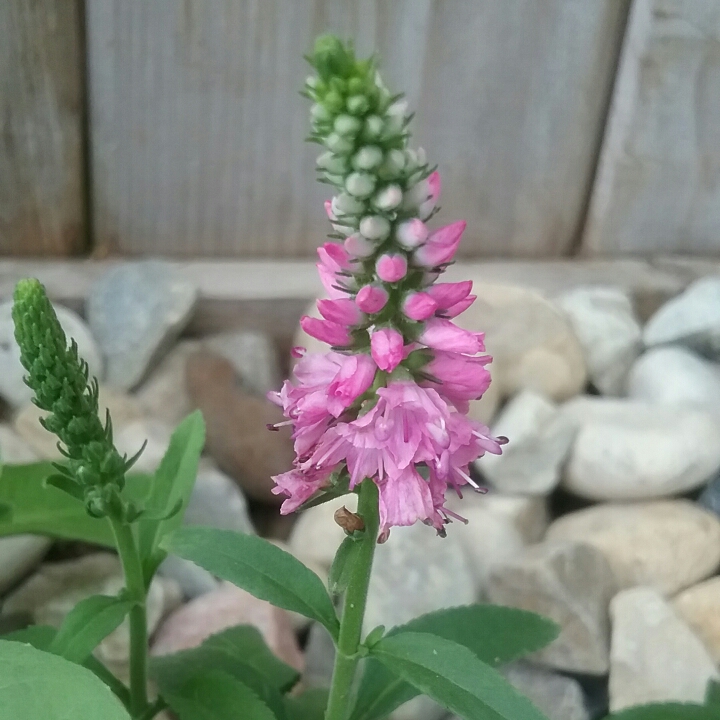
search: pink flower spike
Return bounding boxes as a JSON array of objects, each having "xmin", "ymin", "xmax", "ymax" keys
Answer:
[
  {"xmin": 443, "ymin": 295, "xmax": 476, "ymax": 318},
  {"xmin": 413, "ymin": 221, "xmax": 466, "ymax": 268},
  {"xmin": 371, "ymin": 328, "xmax": 404, "ymax": 372},
  {"xmin": 403, "ymin": 292, "xmax": 438, "ymax": 321},
  {"xmin": 420, "ymin": 317, "xmax": 484, "ymax": 354},
  {"xmin": 300, "ymin": 316, "xmax": 352, "ymax": 347},
  {"xmin": 326, "ymin": 353, "xmax": 377, "ymax": 416},
  {"xmin": 356, "ymin": 284, "xmax": 389, "ymax": 314},
  {"xmin": 427, "ymin": 281, "xmax": 473, "ymax": 309},
  {"xmin": 376, "ymin": 254, "xmax": 408, "ymax": 283},
  {"xmin": 344, "ymin": 233, "xmax": 375, "ymax": 258},
  {"xmin": 419, "ymin": 170, "xmax": 441, "ymax": 219},
  {"xmin": 397, "ymin": 219, "xmax": 429, "ymax": 249},
  {"xmin": 317, "ymin": 242, "xmax": 352, "ymax": 298},
  {"xmin": 317, "ymin": 298, "xmax": 362, "ymax": 326},
  {"xmin": 424, "ymin": 350, "xmax": 492, "ymax": 410}
]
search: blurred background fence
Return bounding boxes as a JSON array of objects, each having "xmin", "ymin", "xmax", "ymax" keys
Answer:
[{"xmin": 2, "ymin": 0, "xmax": 718, "ymax": 259}]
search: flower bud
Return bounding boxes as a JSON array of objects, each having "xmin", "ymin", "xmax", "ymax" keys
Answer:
[
  {"xmin": 353, "ymin": 146, "xmax": 383, "ymax": 170},
  {"xmin": 347, "ymin": 95, "xmax": 370, "ymax": 115},
  {"xmin": 333, "ymin": 193, "xmax": 365, "ymax": 216},
  {"xmin": 345, "ymin": 172, "xmax": 376, "ymax": 198},
  {"xmin": 317, "ymin": 151, "xmax": 348, "ymax": 174},
  {"xmin": 334, "ymin": 114, "xmax": 362, "ymax": 136},
  {"xmin": 403, "ymin": 292, "xmax": 438, "ymax": 321},
  {"xmin": 359, "ymin": 215, "xmax": 391, "ymax": 241},
  {"xmin": 323, "ymin": 90, "xmax": 344, "ymax": 113},
  {"xmin": 414, "ymin": 221, "xmax": 466, "ymax": 268},
  {"xmin": 355, "ymin": 285, "xmax": 389, "ymax": 314},
  {"xmin": 326, "ymin": 133, "xmax": 354, "ymax": 155},
  {"xmin": 311, "ymin": 103, "xmax": 332, "ymax": 123},
  {"xmin": 376, "ymin": 254, "xmax": 408, "ymax": 283},
  {"xmin": 396, "ymin": 219, "xmax": 428, "ymax": 249},
  {"xmin": 364, "ymin": 115, "xmax": 384, "ymax": 139},
  {"xmin": 382, "ymin": 149, "xmax": 406, "ymax": 175},
  {"xmin": 371, "ymin": 327, "xmax": 404, "ymax": 372},
  {"xmin": 344, "ymin": 233, "xmax": 375, "ymax": 258},
  {"xmin": 373, "ymin": 185, "xmax": 403, "ymax": 211}
]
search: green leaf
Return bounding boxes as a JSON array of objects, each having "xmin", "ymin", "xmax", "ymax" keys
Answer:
[
  {"xmin": 707, "ymin": 679, "xmax": 720, "ymax": 706},
  {"xmin": 352, "ymin": 604, "xmax": 559, "ymax": 720},
  {"xmin": 328, "ymin": 535, "xmax": 361, "ymax": 595},
  {"xmin": 285, "ymin": 689, "xmax": 329, "ymax": 720},
  {"xmin": 603, "ymin": 704, "xmax": 717, "ymax": 720},
  {"xmin": 49, "ymin": 594, "xmax": 133, "ymax": 663},
  {"xmin": 369, "ymin": 631, "xmax": 549, "ymax": 720},
  {"xmin": 162, "ymin": 527, "xmax": 339, "ymax": 637},
  {"xmin": 162, "ymin": 670, "xmax": 276, "ymax": 720},
  {"xmin": 138, "ymin": 411, "xmax": 205, "ymax": 574},
  {"xmin": 0, "ymin": 462, "xmax": 152, "ymax": 546},
  {"xmin": 3, "ymin": 624, "xmax": 131, "ymax": 709},
  {"xmin": 0, "ymin": 640, "xmax": 131, "ymax": 719}
]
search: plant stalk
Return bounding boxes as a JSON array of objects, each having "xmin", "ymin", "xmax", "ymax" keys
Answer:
[
  {"xmin": 324, "ymin": 480, "xmax": 380, "ymax": 720},
  {"xmin": 111, "ymin": 518, "xmax": 149, "ymax": 718}
]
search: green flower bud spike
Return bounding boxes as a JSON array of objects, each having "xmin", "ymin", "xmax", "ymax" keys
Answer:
[{"xmin": 12, "ymin": 278, "xmax": 144, "ymax": 521}]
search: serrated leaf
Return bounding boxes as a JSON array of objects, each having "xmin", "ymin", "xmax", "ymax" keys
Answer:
[
  {"xmin": 352, "ymin": 604, "xmax": 559, "ymax": 720},
  {"xmin": 138, "ymin": 411, "xmax": 205, "ymax": 575},
  {"xmin": 3, "ymin": 624, "xmax": 131, "ymax": 709},
  {"xmin": 49, "ymin": 595, "xmax": 133, "ymax": 663},
  {"xmin": 328, "ymin": 535, "xmax": 361, "ymax": 595},
  {"xmin": 163, "ymin": 669, "xmax": 276, "ymax": 720},
  {"xmin": 370, "ymin": 632, "xmax": 549, "ymax": 720},
  {"xmin": 163, "ymin": 527, "xmax": 339, "ymax": 637},
  {"xmin": 0, "ymin": 640, "xmax": 131, "ymax": 719},
  {"xmin": 603, "ymin": 704, "xmax": 716, "ymax": 720},
  {"xmin": 285, "ymin": 689, "xmax": 329, "ymax": 720}
]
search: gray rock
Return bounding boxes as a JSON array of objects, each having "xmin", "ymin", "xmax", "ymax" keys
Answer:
[
  {"xmin": 555, "ymin": 286, "xmax": 641, "ymax": 396},
  {"xmin": 561, "ymin": 397, "xmax": 720, "ymax": 501},
  {"xmin": 477, "ymin": 390, "xmax": 575, "ymax": 496},
  {"xmin": 160, "ymin": 462, "xmax": 254, "ymax": 598},
  {"xmin": 486, "ymin": 541, "xmax": 615, "ymax": 674},
  {"xmin": 113, "ymin": 419, "xmax": 173, "ymax": 475},
  {"xmin": 0, "ymin": 536, "xmax": 51, "ymax": 595},
  {"xmin": 644, "ymin": 276, "xmax": 720, "ymax": 357},
  {"xmin": 88, "ymin": 261, "xmax": 197, "ymax": 390},
  {"xmin": 546, "ymin": 500, "xmax": 720, "ymax": 596},
  {"xmin": 698, "ymin": 473, "xmax": 720, "ymax": 517},
  {"xmin": 204, "ymin": 331, "xmax": 281, "ymax": 396},
  {"xmin": 365, "ymin": 522, "xmax": 475, "ymax": 632},
  {"xmin": 673, "ymin": 577, "xmax": 720, "ymax": 665},
  {"xmin": 609, "ymin": 587, "xmax": 719, "ymax": 711},
  {"xmin": 501, "ymin": 662, "xmax": 590, "ymax": 720},
  {"xmin": 628, "ymin": 346, "xmax": 720, "ymax": 412},
  {"xmin": 0, "ymin": 424, "xmax": 38, "ymax": 463},
  {"xmin": 0, "ymin": 301, "xmax": 102, "ymax": 408}
]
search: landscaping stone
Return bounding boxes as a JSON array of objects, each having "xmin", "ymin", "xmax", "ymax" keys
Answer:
[
  {"xmin": 673, "ymin": 577, "xmax": 720, "ymax": 665},
  {"xmin": 0, "ymin": 424, "xmax": 38, "ymax": 463},
  {"xmin": 186, "ymin": 350, "xmax": 294, "ymax": 502},
  {"xmin": 555, "ymin": 286, "xmax": 641, "ymax": 396},
  {"xmin": 698, "ymin": 472, "xmax": 720, "ymax": 517},
  {"xmin": 628, "ymin": 346, "xmax": 720, "ymax": 412},
  {"xmin": 546, "ymin": 500, "xmax": 720, "ymax": 595},
  {"xmin": 643, "ymin": 275, "xmax": 720, "ymax": 358},
  {"xmin": 113, "ymin": 418, "xmax": 173, "ymax": 474},
  {"xmin": 561, "ymin": 397, "xmax": 720, "ymax": 500},
  {"xmin": 477, "ymin": 390, "xmax": 575, "ymax": 496},
  {"xmin": 486, "ymin": 541, "xmax": 615, "ymax": 674},
  {"xmin": 0, "ymin": 536, "xmax": 51, "ymax": 595},
  {"xmin": 609, "ymin": 587, "xmax": 718, "ymax": 711},
  {"xmin": 151, "ymin": 581, "xmax": 304, "ymax": 672},
  {"xmin": 87, "ymin": 261, "xmax": 197, "ymax": 390},
  {"xmin": 0, "ymin": 301, "xmax": 103, "ymax": 408}
]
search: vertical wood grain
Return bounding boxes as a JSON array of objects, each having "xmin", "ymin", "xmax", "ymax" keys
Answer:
[
  {"xmin": 581, "ymin": 0, "xmax": 720, "ymax": 256},
  {"xmin": 0, "ymin": 0, "xmax": 86, "ymax": 256},
  {"xmin": 87, "ymin": 0, "xmax": 629, "ymax": 259}
]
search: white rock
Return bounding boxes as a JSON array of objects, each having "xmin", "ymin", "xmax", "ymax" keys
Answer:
[
  {"xmin": 673, "ymin": 577, "xmax": 720, "ymax": 665},
  {"xmin": 628, "ymin": 346, "xmax": 720, "ymax": 412},
  {"xmin": 0, "ymin": 424, "xmax": 38, "ymax": 463},
  {"xmin": 0, "ymin": 536, "xmax": 51, "ymax": 595},
  {"xmin": 486, "ymin": 541, "xmax": 616, "ymax": 674},
  {"xmin": 561, "ymin": 397, "xmax": 720, "ymax": 500},
  {"xmin": 555, "ymin": 286, "xmax": 642, "ymax": 395},
  {"xmin": 609, "ymin": 587, "xmax": 719, "ymax": 711},
  {"xmin": 644, "ymin": 275, "xmax": 720, "ymax": 357},
  {"xmin": 113, "ymin": 419, "xmax": 173, "ymax": 474},
  {"xmin": 477, "ymin": 390, "xmax": 575, "ymax": 495},
  {"xmin": 546, "ymin": 500, "xmax": 720, "ymax": 595},
  {"xmin": 88, "ymin": 261, "xmax": 197, "ymax": 390},
  {"xmin": 0, "ymin": 301, "xmax": 102, "ymax": 408}
]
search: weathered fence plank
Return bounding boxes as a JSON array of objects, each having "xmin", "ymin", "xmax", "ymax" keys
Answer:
[
  {"xmin": 0, "ymin": 0, "xmax": 86, "ymax": 256},
  {"xmin": 581, "ymin": 0, "xmax": 720, "ymax": 256},
  {"xmin": 87, "ymin": 0, "xmax": 628, "ymax": 259}
]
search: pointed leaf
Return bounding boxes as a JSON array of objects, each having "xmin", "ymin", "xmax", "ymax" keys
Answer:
[
  {"xmin": 352, "ymin": 604, "xmax": 559, "ymax": 720},
  {"xmin": 603, "ymin": 704, "xmax": 717, "ymax": 720},
  {"xmin": 49, "ymin": 594, "xmax": 133, "ymax": 663},
  {"xmin": 0, "ymin": 640, "xmax": 131, "ymax": 719},
  {"xmin": 162, "ymin": 527, "xmax": 339, "ymax": 636},
  {"xmin": 370, "ymin": 631, "xmax": 549, "ymax": 720},
  {"xmin": 44, "ymin": 474, "xmax": 84, "ymax": 501},
  {"xmin": 163, "ymin": 670, "xmax": 276, "ymax": 720}
]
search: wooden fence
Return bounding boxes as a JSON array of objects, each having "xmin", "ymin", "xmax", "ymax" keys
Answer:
[{"xmin": 2, "ymin": 0, "xmax": 719, "ymax": 259}]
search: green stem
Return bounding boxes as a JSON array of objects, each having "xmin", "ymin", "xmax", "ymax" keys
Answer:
[
  {"xmin": 325, "ymin": 480, "xmax": 380, "ymax": 720},
  {"xmin": 111, "ymin": 519, "xmax": 149, "ymax": 718}
]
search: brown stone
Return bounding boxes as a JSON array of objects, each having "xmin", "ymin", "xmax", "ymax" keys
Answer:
[
  {"xmin": 186, "ymin": 351, "xmax": 295, "ymax": 503},
  {"xmin": 151, "ymin": 581, "xmax": 304, "ymax": 673}
]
